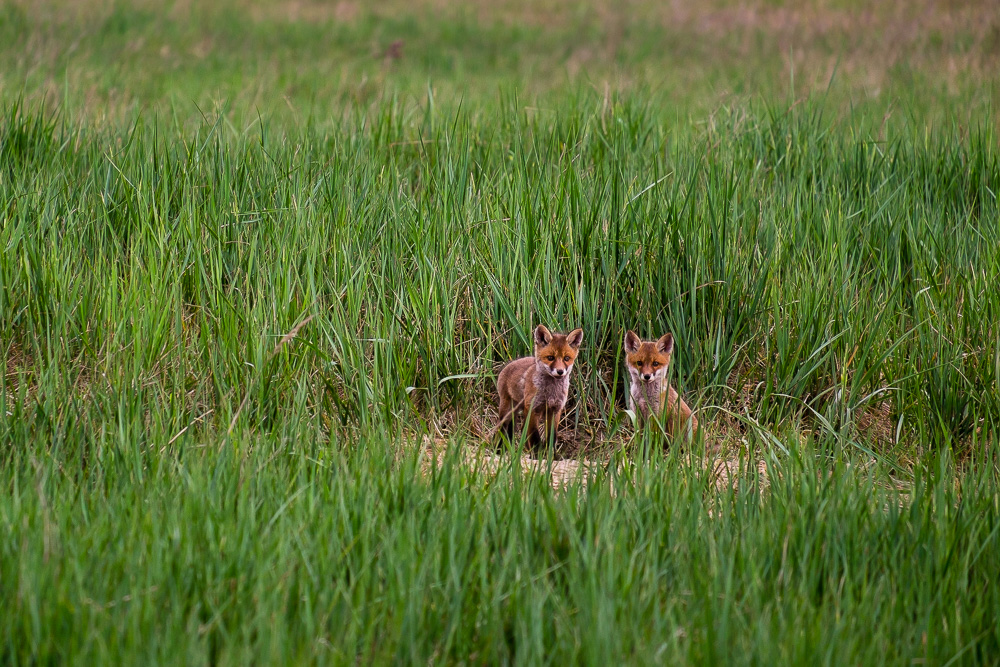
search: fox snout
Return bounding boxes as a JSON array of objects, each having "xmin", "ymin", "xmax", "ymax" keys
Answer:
[
  {"xmin": 543, "ymin": 359, "xmax": 571, "ymax": 377},
  {"xmin": 642, "ymin": 372, "xmax": 653, "ymax": 381}
]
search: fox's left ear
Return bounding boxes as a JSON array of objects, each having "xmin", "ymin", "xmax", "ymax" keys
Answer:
[
  {"xmin": 657, "ymin": 333, "xmax": 674, "ymax": 355},
  {"xmin": 567, "ymin": 328, "xmax": 584, "ymax": 349}
]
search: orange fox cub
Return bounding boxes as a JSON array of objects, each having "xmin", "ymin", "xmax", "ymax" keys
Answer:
[
  {"xmin": 624, "ymin": 330, "xmax": 698, "ymax": 437},
  {"xmin": 495, "ymin": 325, "xmax": 584, "ymax": 447}
]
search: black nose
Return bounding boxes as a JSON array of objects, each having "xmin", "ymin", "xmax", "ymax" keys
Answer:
[
  {"xmin": 643, "ymin": 374, "xmax": 652, "ymax": 380},
  {"xmin": 556, "ymin": 369, "xmax": 565, "ymax": 376}
]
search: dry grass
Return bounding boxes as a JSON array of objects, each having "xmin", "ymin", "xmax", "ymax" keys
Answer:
[
  {"xmin": 5, "ymin": 0, "xmax": 997, "ymax": 120},
  {"xmin": 246, "ymin": 0, "xmax": 1000, "ymax": 75}
]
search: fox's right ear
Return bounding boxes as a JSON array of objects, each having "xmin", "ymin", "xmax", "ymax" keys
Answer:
[
  {"xmin": 624, "ymin": 330, "xmax": 640, "ymax": 354},
  {"xmin": 534, "ymin": 324, "xmax": 552, "ymax": 348}
]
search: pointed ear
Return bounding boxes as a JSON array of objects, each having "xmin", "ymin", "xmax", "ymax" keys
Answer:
[
  {"xmin": 624, "ymin": 330, "xmax": 640, "ymax": 354},
  {"xmin": 566, "ymin": 328, "xmax": 584, "ymax": 349},
  {"xmin": 656, "ymin": 333, "xmax": 674, "ymax": 355},
  {"xmin": 533, "ymin": 324, "xmax": 552, "ymax": 348}
]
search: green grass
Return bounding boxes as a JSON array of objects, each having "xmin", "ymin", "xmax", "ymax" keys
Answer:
[
  {"xmin": 2, "ymin": 0, "xmax": 1000, "ymax": 663},
  {"xmin": 4, "ymin": 428, "xmax": 1000, "ymax": 664}
]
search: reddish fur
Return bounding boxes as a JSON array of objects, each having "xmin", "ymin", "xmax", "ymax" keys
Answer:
[{"xmin": 624, "ymin": 330, "xmax": 698, "ymax": 437}]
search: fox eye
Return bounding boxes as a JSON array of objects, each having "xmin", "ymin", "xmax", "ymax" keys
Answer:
[
  {"xmin": 651, "ymin": 362, "xmax": 660, "ymax": 368},
  {"xmin": 635, "ymin": 361, "xmax": 643, "ymax": 368},
  {"xmin": 547, "ymin": 355, "xmax": 555, "ymax": 362},
  {"xmin": 563, "ymin": 356, "xmax": 570, "ymax": 362}
]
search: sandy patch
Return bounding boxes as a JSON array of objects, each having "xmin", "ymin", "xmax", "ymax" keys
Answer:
[
  {"xmin": 415, "ymin": 433, "xmax": 769, "ymax": 494},
  {"xmin": 417, "ymin": 435, "xmax": 596, "ymax": 490}
]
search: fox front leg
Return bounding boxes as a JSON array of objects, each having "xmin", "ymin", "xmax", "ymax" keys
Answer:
[
  {"xmin": 526, "ymin": 406, "xmax": 548, "ymax": 449},
  {"xmin": 543, "ymin": 408, "xmax": 561, "ymax": 447},
  {"xmin": 529, "ymin": 407, "xmax": 559, "ymax": 449}
]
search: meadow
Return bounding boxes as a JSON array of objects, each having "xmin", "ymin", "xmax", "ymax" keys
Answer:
[{"xmin": 2, "ymin": 0, "xmax": 999, "ymax": 663}]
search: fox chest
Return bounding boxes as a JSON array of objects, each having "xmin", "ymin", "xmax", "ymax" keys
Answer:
[
  {"xmin": 530, "ymin": 377, "xmax": 569, "ymax": 410},
  {"xmin": 630, "ymin": 384, "xmax": 665, "ymax": 417}
]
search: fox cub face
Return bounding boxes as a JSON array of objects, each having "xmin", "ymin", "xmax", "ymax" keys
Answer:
[
  {"xmin": 534, "ymin": 325, "xmax": 584, "ymax": 378},
  {"xmin": 624, "ymin": 331, "xmax": 674, "ymax": 384}
]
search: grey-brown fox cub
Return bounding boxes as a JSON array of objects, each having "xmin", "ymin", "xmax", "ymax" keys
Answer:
[{"xmin": 495, "ymin": 325, "xmax": 583, "ymax": 447}]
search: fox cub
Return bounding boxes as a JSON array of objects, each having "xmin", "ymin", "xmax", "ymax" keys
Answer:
[
  {"xmin": 624, "ymin": 330, "xmax": 698, "ymax": 437},
  {"xmin": 495, "ymin": 325, "xmax": 584, "ymax": 447}
]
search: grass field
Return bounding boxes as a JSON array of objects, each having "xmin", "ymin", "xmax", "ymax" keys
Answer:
[{"xmin": 2, "ymin": 0, "xmax": 1000, "ymax": 663}]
